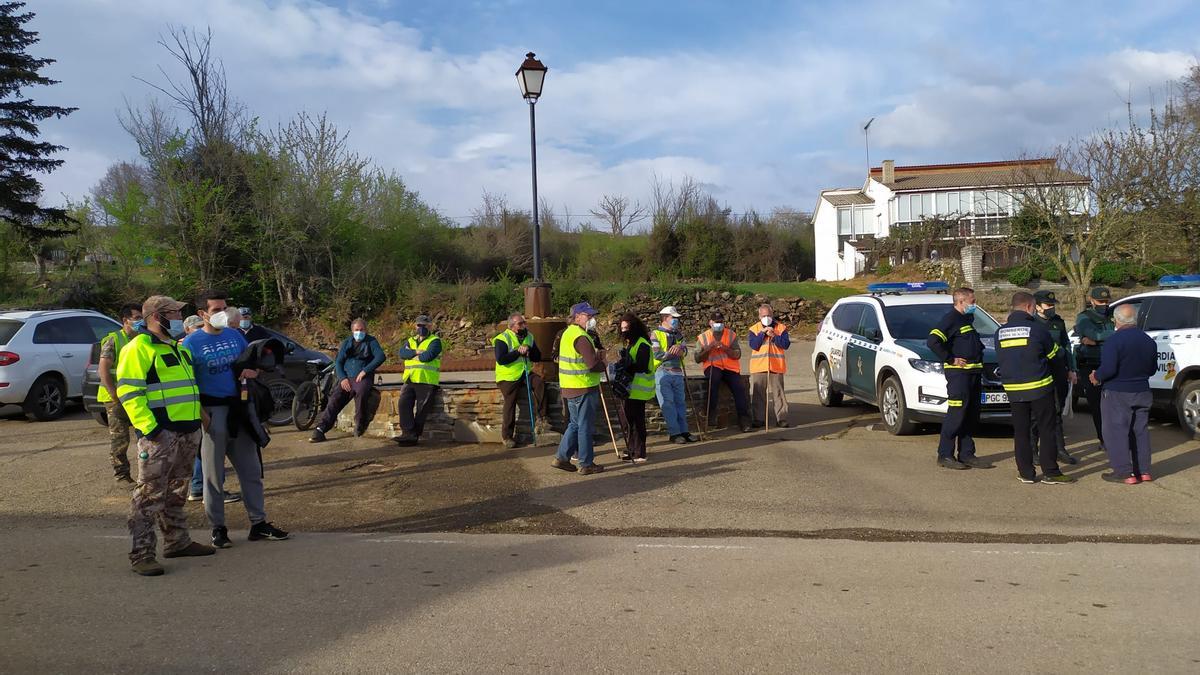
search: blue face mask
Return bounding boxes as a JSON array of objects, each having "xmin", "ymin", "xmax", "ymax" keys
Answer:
[
  {"xmin": 240, "ymin": 320, "xmax": 252, "ymax": 330},
  {"xmin": 669, "ymin": 318, "xmax": 680, "ymax": 330},
  {"xmin": 132, "ymin": 319, "xmax": 146, "ymax": 333},
  {"xmin": 167, "ymin": 319, "xmax": 185, "ymax": 338},
  {"xmin": 352, "ymin": 330, "xmax": 365, "ymax": 342},
  {"xmin": 964, "ymin": 304, "xmax": 977, "ymax": 315}
]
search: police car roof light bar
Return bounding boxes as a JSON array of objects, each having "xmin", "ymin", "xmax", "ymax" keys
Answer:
[
  {"xmin": 867, "ymin": 281, "xmax": 951, "ymax": 295},
  {"xmin": 1158, "ymin": 274, "xmax": 1200, "ymax": 289}
]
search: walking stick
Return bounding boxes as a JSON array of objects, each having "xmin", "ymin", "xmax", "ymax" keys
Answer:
[
  {"xmin": 679, "ymin": 360, "xmax": 707, "ymax": 441},
  {"xmin": 764, "ymin": 331, "xmax": 772, "ymax": 433},
  {"xmin": 523, "ymin": 356, "xmax": 537, "ymax": 445},
  {"xmin": 598, "ymin": 369, "xmax": 625, "ymax": 460}
]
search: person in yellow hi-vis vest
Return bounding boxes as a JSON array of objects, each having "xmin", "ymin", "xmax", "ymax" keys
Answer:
[
  {"xmin": 117, "ymin": 295, "xmax": 215, "ymax": 576},
  {"xmin": 493, "ymin": 312, "xmax": 548, "ymax": 448},
  {"xmin": 98, "ymin": 302, "xmax": 143, "ymax": 484},
  {"xmin": 395, "ymin": 315, "xmax": 442, "ymax": 446},
  {"xmin": 551, "ymin": 302, "xmax": 608, "ymax": 475},
  {"xmin": 747, "ymin": 303, "xmax": 791, "ymax": 428}
]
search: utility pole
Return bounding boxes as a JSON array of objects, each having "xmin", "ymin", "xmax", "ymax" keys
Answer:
[{"xmin": 863, "ymin": 117, "xmax": 875, "ymax": 174}]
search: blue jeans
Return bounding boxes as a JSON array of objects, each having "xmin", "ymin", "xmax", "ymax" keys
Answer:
[
  {"xmin": 655, "ymin": 369, "xmax": 689, "ymax": 437},
  {"xmin": 190, "ymin": 455, "xmax": 226, "ymax": 496},
  {"xmin": 556, "ymin": 390, "xmax": 598, "ymax": 467}
]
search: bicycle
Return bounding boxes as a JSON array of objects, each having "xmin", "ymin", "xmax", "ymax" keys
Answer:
[{"xmin": 292, "ymin": 359, "xmax": 336, "ymax": 431}]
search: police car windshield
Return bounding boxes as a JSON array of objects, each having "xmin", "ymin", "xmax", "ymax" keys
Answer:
[{"xmin": 882, "ymin": 305, "xmax": 999, "ymax": 340}]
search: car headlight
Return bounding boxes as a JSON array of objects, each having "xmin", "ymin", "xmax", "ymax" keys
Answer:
[{"xmin": 908, "ymin": 359, "xmax": 944, "ymax": 374}]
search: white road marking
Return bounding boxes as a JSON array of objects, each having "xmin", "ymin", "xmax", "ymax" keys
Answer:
[
  {"xmin": 636, "ymin": 543, "xmax": 751, "ymax": 550},
  {"xmin": 967, "ymin": 550, "xmax": 1064, "ymax": 556},
  {"xmin": 363, "ymin": 538, "xmax": 460, "ymax": 544}
]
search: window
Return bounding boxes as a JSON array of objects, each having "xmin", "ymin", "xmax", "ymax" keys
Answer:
[
  {"xmin": 857, "ymin": 306, "xmax": 882, "ymax": 339},
  {"xmin": 831, "ymin": 303, "xmax": 866, "ymax": 333},
  {"xmin": 852, "ymin": 206, "xmax": 871, "ymax": 235},
  {"xmin": 1142, "ymin": 297, "xmax": 1200, "ymax": 331},
  {"xmin": 86, "ymin": 317, "xmax": 121, "ymax": 342},
  {"xmin": 898, "ymin": 196, "xmax": 910, "ymax": 222},
  {"xmin": 838, "ymin": 207, "xmax": 852, "ymax": 235},
  {"xmin": 935, "ymin": 192, "xmax": 948, "ymax": 215},
  {"xmin": 0, "ymin": 319, "xmax": 23, "ymax": 345},
  {"xmin": 922, "ymin": 193, "xmax": 933, "ymax": 218},
  {"xmin": 32, "ymin": 317, "xmax": 96, "ymax": 345}
]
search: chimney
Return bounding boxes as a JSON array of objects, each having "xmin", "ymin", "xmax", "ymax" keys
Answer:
[{"xmin": 881, "ymin": 159, "xmax": 895, "ymax": 184}]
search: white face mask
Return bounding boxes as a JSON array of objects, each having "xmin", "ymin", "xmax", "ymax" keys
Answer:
[
  {"xmin": 585, "ymin": 317, "xmax": 597, "ymax": 331},
  {"xmin": 208, "ymin": 309, "xmax": 229, "ymax": 329},
  {"xmin": 761, "ymin": 316, "xmax": 773, "ymax": 327},
  {"xmin": 711, "ymin": 322, "xmax": 724, "ymax": 332}
]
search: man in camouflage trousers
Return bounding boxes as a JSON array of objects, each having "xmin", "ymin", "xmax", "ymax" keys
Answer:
[
  {"xmin": 118, "ymin": 295, "xmax": 214, "ymax": 576},
  {"xmin": 98, "ymin": 303, "xmax": 142, "ymax": 484}
]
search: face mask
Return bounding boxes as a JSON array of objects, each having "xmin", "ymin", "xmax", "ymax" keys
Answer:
[
  {"xmin": 240, "ymin": 320, "xmax": 251, "ymax": 330},
  {"xmin": 964, "ymin": 304, "xmax": 977, "ymax": 315},
  {"xmin": 1042, "ymin": 307, "xmax": 1056, "ymax": 319},
  {"xmin": 712, "ymin": 322, "xmax": 724, "ymax": 332},
  {"xmin": 131, "ymin": 319, "xmax": 145, "ymax": 333},
  {"xmin": 209, "ymin": 309, "xmax": 229, "ymax": 329},
  {"xmin": 620, "ymin": 329, "xmax": 632, "ymax": 340},
  {"xmin": 417, "ymin": 326, "xmax": 429, "ymax": 337},
  {"xmin": 167, "ymin": 319, "xmax": 185, "ymax": 338},
  {"xmin": 516, "ymin": 328, "xmax": 528, "ymax": 339},
  {"xmin": 669, "ymin": 317, "xmax": 679, "ymax": 330},
  {"xmin": 586, "ymin": 317, "xmax": 598, "ymax": 332},
  {"xmin": 761, "ymin": 316, "xmax": 773, "ymax": 327},
  {"xmin": 352, "ymin": 330, "xmax": 365, "ymax": 342}
]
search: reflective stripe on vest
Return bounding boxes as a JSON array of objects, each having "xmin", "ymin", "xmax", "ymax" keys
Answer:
[
  {"xmin": 403, "ymin": 335, "xmax": 442, "ymax": 385},
  {"xmin": 699, "ymin": 329, "xmax": 739, "ymax": 373},
  {"xmin": 115, "ymin": 334, "xmax": 201, "ymax": 436},
  {"xmin": 628, "ymin": 337, "xmax": 656, "ymax": 401},
  {"xmin": 749, "ymin": 323, "xmax": 787, "ymax": 374},
  {"xmin": 650, "ymin": 328, "xmax": 679, "ymax": 372},
  {"xmin": 493, "ymin": 329, "xmax": 534, "ymax": 383},
  {"xmin": 96, "ymin": 329, "xmax": 132, "ymax": 403},
  {"xmin": 559, "ymin": 324, "xmax": 600, "ymax": 389}
]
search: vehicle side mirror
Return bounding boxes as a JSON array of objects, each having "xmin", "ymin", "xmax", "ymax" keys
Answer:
[
  {"xmin": 864, "ymin": 327, "xmax": 883, "ymax": 342},
  {"xmin": 286, "ymin": 342, "xmax": 297, "ymax": 355}
]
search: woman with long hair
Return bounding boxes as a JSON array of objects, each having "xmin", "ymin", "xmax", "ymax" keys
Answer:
[{"xmin": 616, "ymin": 312, "xmax": 654, "ymax": 463}]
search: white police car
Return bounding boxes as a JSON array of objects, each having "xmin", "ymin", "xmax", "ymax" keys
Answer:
[
  {"xmin": 812, "ymin": 282, "xmax": 1011, "ymax": 435},
  {"xmin": 1097, "ymin": 275, "xmax": 1200, "ymax": 435}
]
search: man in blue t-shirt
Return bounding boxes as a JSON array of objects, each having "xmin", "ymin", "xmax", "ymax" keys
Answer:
[{"xmin": 183, "ymin": 291, "xmax": 288, "ymax": 549}]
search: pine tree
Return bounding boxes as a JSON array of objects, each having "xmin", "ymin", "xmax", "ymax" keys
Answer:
[{"xmin": 0, "ymin": 1, "xmax": 77, "ymax": 240}]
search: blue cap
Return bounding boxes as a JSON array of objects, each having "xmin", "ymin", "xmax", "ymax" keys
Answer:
[{"xmin": 570, "ymin": 301, "xmax": 599, "ymax": 317}]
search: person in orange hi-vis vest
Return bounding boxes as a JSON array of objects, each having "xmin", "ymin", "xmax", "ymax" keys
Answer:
[
  {"xmin": 694, "ymin": 310, "xmax": 752, "ymax": 432},
  {"xmin": 747, "ymin": 303, "xmax": 791, "ymax": 427}
]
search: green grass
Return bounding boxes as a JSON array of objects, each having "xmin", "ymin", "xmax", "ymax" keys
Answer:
[{"xmin": 733, "ymin": 281, "xmax": 864, "ymax": 304}]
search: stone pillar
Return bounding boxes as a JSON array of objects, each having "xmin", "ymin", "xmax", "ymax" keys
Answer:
[{"xmin": 961, "ymin": 244, "xmax": 983, "ymax": 288}]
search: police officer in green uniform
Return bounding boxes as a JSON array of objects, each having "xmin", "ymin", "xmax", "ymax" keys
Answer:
[
  {"xmin": 1032, "ymin": 290, "xmax": 1078, "ymax": 465},
  {"xmin": 1074, "ymin": 287, "xmax": 1115, "ymax": 448}
]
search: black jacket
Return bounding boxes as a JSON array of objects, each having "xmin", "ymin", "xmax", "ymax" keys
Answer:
[
  {"xmin": 996, "ymin": 310, "xmax": 1065, "ymax": 402},
  {"xmin": 926, "ymin": 308, "xmax": 984, "ymax": 371}
]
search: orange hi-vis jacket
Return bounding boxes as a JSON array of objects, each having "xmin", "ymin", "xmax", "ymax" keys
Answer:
[
  {"xmin": 698, "ymin": 328, "xmax": 740, "ymax": 373},
  {"xmin": 748, "ymin": 323, "xmax": 788, "ymax": 374}
]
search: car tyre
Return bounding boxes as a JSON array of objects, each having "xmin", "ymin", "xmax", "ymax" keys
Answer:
[
  {"xmin": 24, "ymin": 374, "xmax": 67, "ymax": 422},
  {"xmin": 1177, "ymin": 379, "xmax": 1200, "ymax": 439},
  {"xmin": 878, "ymin": 375, "xmax": 918, "ymax": 436},
  {"xmin": 815, "ymin": 359, "xmax": 843, "ymax": 407}
]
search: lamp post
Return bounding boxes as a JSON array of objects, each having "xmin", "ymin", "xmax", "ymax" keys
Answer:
[{"xmin": 516, "ymin": 52, "xmax": 547, "ymax": 282}]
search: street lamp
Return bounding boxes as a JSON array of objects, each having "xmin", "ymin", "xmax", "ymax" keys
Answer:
[{"xmin": 516, "ymin": 52, "xmax": 547, "ymax": 282}]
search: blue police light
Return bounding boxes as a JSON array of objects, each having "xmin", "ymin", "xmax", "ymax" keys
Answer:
[
  {"xmin": 1159, "ymin": 274, "xmax": 1200, "ymax": 289},
  {"xmin": 867, "ymin": 281, "xmax": 951, "ymax": 295}
]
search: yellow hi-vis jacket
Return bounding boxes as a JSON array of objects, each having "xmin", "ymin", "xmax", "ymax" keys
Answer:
[
  {"xmin": 96, "ymin": 329, "xmax": 133, "ymax": 404},
  {"xmin": 403, "ymin": 335, "xmax": 442, "ymax": 385},
  {"xmin": 493, "ymin": 329, "xmax": 534, "ymax": 383},
  {"xmin": 116, "ymin": 333, "xmax": 201, "ymax": 437},
  {"xmin": 558, "ymin": 324, "xmax": 600, "ymax": 389}
]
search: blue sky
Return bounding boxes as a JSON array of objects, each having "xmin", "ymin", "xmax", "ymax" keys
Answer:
[{"xmin": 31, "ymin": 0, "xmax": 1200, "ymax": 225}]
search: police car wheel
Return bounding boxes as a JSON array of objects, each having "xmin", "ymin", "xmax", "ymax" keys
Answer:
[
  {"xmin": 1178, "ymin": 379, "xmax": 1200, "ymax": 437},
  {"xmin": 878, "ymin": 376, "xmax": 918, "ymax": 436},
  {"xmin": 816, "ymin": 360, "xmax": 842, "ymax": 407}
]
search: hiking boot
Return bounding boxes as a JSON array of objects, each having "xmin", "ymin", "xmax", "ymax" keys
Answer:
[
  {"xmin": 578, "ymin": 464, "xmax": 606, "ymax": 475},
  {"xmin": 131, "ymin": 558, "xmax": 164, "ymax": 576},
  {"xmin": 683, "ymin": 433, "xmax": 699, "ymax": 443},
  {"xmin": 959, "ymin": 456, "xmax": 992, "ymax": 469},
  {"xmin": 938, "ymin": 457, "xmax": 969, "ymax": 470},
  {"xmin": 671, "ymin": 435, "xmax": 687, "ymax": 445},
  {"xmin": 1040, "ymin": 474, "xmax": 1076, "ymax": 485},
  {"xmin": 115, "ymin": 474, "xmax": 135, "ymax": 486},
  {"xmin": 249, "ymin": 521, "xmax": 290, "ymax": 541},
  {"xmin": 163, "ymin": 541, "xmax": 215, "ymax": 558},
  {"xmin": 1016, "ymin": 475, "xmax": 1038, "ymax": 484},
  {"xmin": 1101, "ymin": 472, "xmax": 1139, "ymax": 485},
  {"xmin": 395, "ymin": 434, "xmax": 418, "ymax": 447},
  {"xmin": 223, "ymin": 491, "xmax": 241, "ymax": 504},
  {"xmin": 211, "ymin": 526, "xmax": 232, "ymax": 549},
  {"xmin": 186, "ymin": 492, "xmax": 203, "ymax": 502},
  {"xmin": 502, "ymin": 438, "xmax": 517, "ymax": 449},
  {"xmin": 1057, "ymin": 449, "xmax": 1078, "ymax": 465},
  {"xmin": 550, "ymin": 458, "xmax": 577, "ymax": 472},
  {"xmin": 309, "ymin": 428, "xmax": 327, "ymax": 443}
]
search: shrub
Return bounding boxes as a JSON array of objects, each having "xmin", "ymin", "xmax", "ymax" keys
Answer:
[
  {"xmin": 1007, "ymin": 266, "xmax": 1033, "ymax": 287},
  {"xmin": 876, "ymin": 261, "xmax": 893, "ymax": 276},
  {"xmin": 1090, "ymin": 261, "xmax": 1129, "ymax": 286}
]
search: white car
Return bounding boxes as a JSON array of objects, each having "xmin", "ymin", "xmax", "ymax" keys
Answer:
[
  {"xmin": 812, "ymin": 282, "xmax": 1011, "ymax": 435},
  {"xmin": 0, "ymin": 309, "xmax": 121, "ymax": 421},
  {"xmin": 1095, "ymin": 276, "xmax": 1200, "ymax": 434}
]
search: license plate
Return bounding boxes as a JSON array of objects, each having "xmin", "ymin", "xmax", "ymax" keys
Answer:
[{"xmin": 981, "ymin": 392, "xmax": 1008, "ymax": 405}]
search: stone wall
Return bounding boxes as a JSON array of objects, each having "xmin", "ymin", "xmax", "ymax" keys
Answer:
[{"xmin": 335, "ymin": 375, "xmax": 751, "ymax": 444}]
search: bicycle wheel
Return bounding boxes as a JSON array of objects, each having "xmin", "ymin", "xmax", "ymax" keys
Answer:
[
  {"xmin": 292, "ymin": 380, "xmax": 318, "ymax": 430},
  {"xmin": 266, "ymin": 378, "xmax": 297, "ymax": 427}
]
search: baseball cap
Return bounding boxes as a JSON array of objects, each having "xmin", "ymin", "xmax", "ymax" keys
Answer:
[
  {"xmin": 1033, "ymin": 290, "xmax": 1057, "ymax": 305},
  {"xmin": 415, "ymin": 314, "xmax": 432, "ymax": 326},
  {"xmin": 142, "ymin": 295, "xmax": 186, "ymax": 316},
  {"xmin": 659, "ymin": 305, "xmax": 681, "ymax": 317},
  {"xmin": 709, "ymin": 310, "xmax": 725, "ymax": 321},
  {"xmin": 569, "ymin": 302, "xmax": 598, "ymax": 317},
  {"xmin": 238, "ymin": 306, "xmax": 252, "ymax": 317},
  {"xmin": 182, "ymin": 315, "xmax": 204, "ymax": 331},
  {"xmin": 1089, "ymin": 287, "xmax": 1111, "ymax": 301}
]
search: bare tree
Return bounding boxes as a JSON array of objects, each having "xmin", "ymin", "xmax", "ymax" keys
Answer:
[
  {"xmin": 589, "ymin": 194, "xmax": 646, "ymax": 236},
  {"xmin": 649, "ymin": 173, "xmax": 701, "ymax": 229}
]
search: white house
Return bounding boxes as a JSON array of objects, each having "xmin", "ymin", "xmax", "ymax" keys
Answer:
[{"xmin": 812, "ymin": 158, "xmax": 1089, "ymax": 281}]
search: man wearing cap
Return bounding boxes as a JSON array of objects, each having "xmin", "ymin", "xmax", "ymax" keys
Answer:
[
  {"xmin": 651, "ymin": 306, "xmax": 696, "ymax": 444},
  {"xmin": 552, "ymin": 302, "xmax": 608, "ymax": 475},
  {"xmin": 493, "ymin": 312, "xmax": 548, "ymax": 448},
  {"xmin": 310, "ymin": 318, "xmax": 386, "ymax": 443},
  {"xmin": 1074, "ymin": 287, "xmax": 1115, "ymax": 448},
  {"xmin": 694, "ymin": 310, "xmax": 752, "ymax": 432},
  {"xmin": 1032, "ymin": 290, "xmax": 1078, "ymax": 465},
  {"xmin": 748, "ymin": 303, "xmax": 791, "ymax": 428},
  {"xmin": 117, "ymin": 295, "xmax": 214, "ymax": 576},
  {"xmin": 237, "ymin": 307, "xmax": 271, "ymax": 343},
  {"xmin": 395, "ymin": 315, "xmax": 442, "ymax": 446},
  {"xmin": 97, "ymin": 302, "xmax": 142, "ymax": 485}
]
